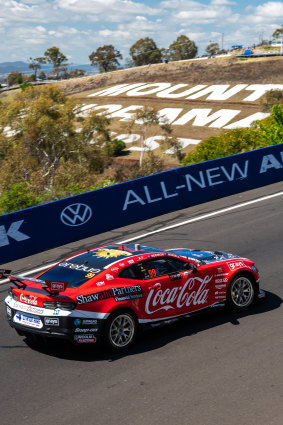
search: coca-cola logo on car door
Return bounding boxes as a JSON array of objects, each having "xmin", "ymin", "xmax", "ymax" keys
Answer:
[{"xmin": 145, "ymin": 275, "xmax": 212, "ymax": 315}]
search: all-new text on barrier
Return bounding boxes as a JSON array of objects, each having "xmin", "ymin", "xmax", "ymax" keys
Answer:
[{"xmin": 1, "ymin": 144, "xmax": 283, "ymax": 264}]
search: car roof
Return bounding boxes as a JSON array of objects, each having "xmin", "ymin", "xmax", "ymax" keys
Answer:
[
  {"xmin": 67, "ymin": 244, "xmax": 165, "ymax": 269},
  {"xmin": 38, "ymin": 244, "xmax": 196, "ymax": 289}
]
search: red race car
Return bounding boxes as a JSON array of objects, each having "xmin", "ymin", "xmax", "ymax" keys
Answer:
[{"xmin": 3, "ymin": 244, "xmax": 265, "ymax": 350}]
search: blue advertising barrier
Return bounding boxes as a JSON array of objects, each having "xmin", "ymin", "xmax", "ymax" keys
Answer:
[{"xmin": 1, "ymin": 143, "xmax": 283, "ymax": 264}]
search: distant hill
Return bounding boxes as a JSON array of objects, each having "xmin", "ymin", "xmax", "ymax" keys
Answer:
[
  {"xmin": 0, "ymin": 61, "xmax": 98, "ymax": 78},
  {"xmin": 0, "ymin": 61, "xmax": 30, "ymax": 74}
]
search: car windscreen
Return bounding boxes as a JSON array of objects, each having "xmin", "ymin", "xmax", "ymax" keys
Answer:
[{"xmin": 38, "ymin": 250, "xmax": 115, "ymax": 288}]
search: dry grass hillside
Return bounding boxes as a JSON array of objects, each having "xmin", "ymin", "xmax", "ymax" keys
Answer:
[
  {"xmin": 60, "ymin": 56, "xmax": 283, "ymax": 94},
  {"xmin": 12, "ymin": 56, "xmax": 283, "ymax": 165}
]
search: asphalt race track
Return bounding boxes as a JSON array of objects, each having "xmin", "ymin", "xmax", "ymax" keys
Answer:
[{"xmin": 0, "ymin": 182, "xmax": 282, "ymax": 425}]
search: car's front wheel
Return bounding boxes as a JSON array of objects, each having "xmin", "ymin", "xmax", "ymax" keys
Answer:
[
  {"xmin": 227, "ymin": 273, "xmax": 256, "ymax": 311},
  {"xmin": 104, "ymin": 310, "xmax": 137, "ymax": 351}
]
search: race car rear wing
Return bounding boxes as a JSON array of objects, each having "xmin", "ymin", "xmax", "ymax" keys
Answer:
[{"xmin": 0, "ymin": 269, "xmax": 68, "ymax": 294}]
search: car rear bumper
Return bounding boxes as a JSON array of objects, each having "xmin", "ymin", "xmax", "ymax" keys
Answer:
[{"xmin": 5, "ymin": 296, "xmax": 105, "ymax": 344}]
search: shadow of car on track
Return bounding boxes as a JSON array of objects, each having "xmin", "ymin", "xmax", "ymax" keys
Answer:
[{"xmin": 21, "ymin": 290, "xmax": 282, "ymax": 361}]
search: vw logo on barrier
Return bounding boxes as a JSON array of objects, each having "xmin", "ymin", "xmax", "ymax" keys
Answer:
[{"xmin": 60, "ymin": 203, "xmax": 92, "ymax": 226}]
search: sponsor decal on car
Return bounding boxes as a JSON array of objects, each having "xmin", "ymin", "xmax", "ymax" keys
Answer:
[
  {"xmin": 48, "ymin": 281, "xmax": 67, "ymax": 292},
  {"xmin": 44, "ymin": 317, "xmax": 59, "ymax": 326},
  {"xmin": 106, "ymin": 274, "xmax": 114, "ymax": 280},
  {"xmin": 145, "ymin": 276, "xmax": 211, "ymax": 315},
  {"xmin": 214, "ymin": 273, "xmax": 229, "ymax": 277},
  {"xmin": 93, "ymin": 249, "xmax": 131, "ymax": 259},
  {"xmin": 20, "ymin": 294, "xmax": 38, "ymax": 306},
  {"xmin": 6, "ymin": 306, "xmax": 12, "ymax": 318},
  {"xmin": 53, "ymin": 309, "xmax": 60, "ymax": 316},
  {"xmin": 76, "ymin": 285, "xmax": 143, "ymax": 305},
  {"xmin": 169, "ymin": 273, "xmax": 181, "ymax": 281},
  {"xmin": 74, "ymin": 334, "xmax": 96, "ymax": 343},
  {"xmin": 127, "ymin": 259, "xmax": 135, "ymax": 264},
  {"xmin": 215, "ymin": 278, "xmax": 228, "ymax": 283},
  {"xmin": 166, "ymin": 252, "xmax": 181, "ymax": 258},
  {"xmin": 82, "ymin": 319, "xmax": 98, "ymax": 325},
  {"xmin": 113, "ymin": 286, "xmax": 143, "ymax": 297},
  {"xmin": 14, "ymin": 312, "xmax": 43, "ymax": 328},
  {"xmin": 96, "ymin": 281, "xmax": 105, "ymax": 286},
  {"xmin": 14, "ymin": 301, "xmax": 44, "ymax": 315},
  {"xmin": 110, "ymin": 267, "xmax": 120, "ymax": 272},
  {"xmin": 114, "ymin": 293, "xmax": 143, "ymax": 302},
  {"xmin": 215, "ymin": 284, "xmax": 226, "ymax": 289},
  {"xmin": 75, "ymin": 328, "xmax": 98, "ymax": 333},
  {"xmin": 228, "ymin": 261, "xmax": 245, "ymax": 271},
  {"xmin": 73, "ymin": 318, "xmax": 99, "ymax": 326},
  {"xmin": 59, "ymin": 262, "xmax": 101, "ymax": 274},
  {"xmin": 76, "ymin": 289, "xmax": 113, "ymax": 304},
  {"xmin": 217, "ymin": 267, "xmax": 223, "ymax": 273},
  {"xmin": 183, "ymin": 256, "xmax": 201, "ymax": 263}
]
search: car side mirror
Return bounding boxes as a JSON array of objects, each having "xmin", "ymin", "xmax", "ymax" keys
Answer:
[
  {"xmin": 184, "ymin": 263, "xmax": 197, "ymax": 273},
  {"xmin": 192, "ymin": 264, "xmax": 198, "ymax": 273}
]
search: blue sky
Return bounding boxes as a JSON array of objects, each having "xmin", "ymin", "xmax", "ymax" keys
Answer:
[{"xmin": 1, "ymin": 0, "xmax": 282, "ymax": 64}]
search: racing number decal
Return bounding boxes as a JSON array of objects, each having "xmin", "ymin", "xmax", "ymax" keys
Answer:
[
  {"xmin": 148, "ymin": 269, "xmax": 157, "ymax": 278},
  {"xmin": 85, "ymin": 272, "xmax": 96, "ymax": 279}
]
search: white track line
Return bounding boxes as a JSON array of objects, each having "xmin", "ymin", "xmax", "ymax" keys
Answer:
[
  {"xmin": 1, "ymin": 190, "xmax": 283, "ymax": 286},
  {"xmin": 117, "ymin": 190, "xmax": 283, "ymax": 243},
  {"xmin": 0, "ymin": 263, "xmax": 58, "ymax": 286}
]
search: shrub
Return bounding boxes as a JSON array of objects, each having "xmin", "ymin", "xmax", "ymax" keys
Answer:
[
  {"xmin": 260, "ymin": 89, "xmax": 283, "ymax": 112},
  {"xmin": 19, "ymin": 82, "xmax": 32, "ymax": 91},
  {"xmin": 182, "ymin": 128, "xmax": 260, "ymax": 165},
  {"xmin": 104, "ymin": 138, "xmax": 126, "ymax": 157},
  {"xmin": 0, "ymin": 182, "xmax": 40, "ymax": 214},
  {"xmin": 183, "ymin": 105, "xmax": 283, "ymax": 166}
]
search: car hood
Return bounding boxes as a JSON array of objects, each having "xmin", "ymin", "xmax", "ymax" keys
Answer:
[{"xmin": 167, "ymin": 249, "xmax": 240, "ymax": 264}]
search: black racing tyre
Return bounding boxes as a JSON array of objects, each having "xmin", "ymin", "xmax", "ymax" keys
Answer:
[
  {"xmin": 226, "ymin": 273, "xmax": 256, "ymax": 311},
  {"xmin": 104, "ymin": 310, "xmax": 137, "ymax": 351}
]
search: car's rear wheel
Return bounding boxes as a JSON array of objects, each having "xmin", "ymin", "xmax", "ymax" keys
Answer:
[
  {"xmin": 104, "ymin": 310, "xmax": 137, "ymax": 351},
  {"xmin": 227, "ymin": 273, "xmax": 256, "ymax": 311}
]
